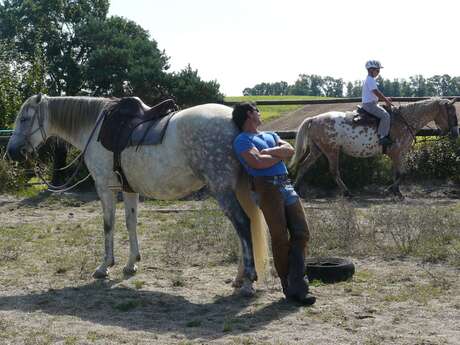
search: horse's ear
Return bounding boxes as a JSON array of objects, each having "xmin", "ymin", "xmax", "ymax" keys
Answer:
[
  {"xmin": 36, "ymin": 93, "xmax": 43, "ymax": 104},
  {"xmin": 449, "ymin": 97, "xmax": 457, "ymax": 105}
]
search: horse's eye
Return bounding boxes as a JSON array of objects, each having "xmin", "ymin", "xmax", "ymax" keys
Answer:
[{"xmin": 20, "ymin": 117, "xmax": 29, "ymax": 123}]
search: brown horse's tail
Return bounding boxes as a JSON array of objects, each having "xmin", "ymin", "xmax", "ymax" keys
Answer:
[
  {"xmin": 235, "ymin": 172, "xmax": 270, "ymax": 282},
  {"xmin": 289, "ymin": 118, "xmax": 310, "ymax": 173}
]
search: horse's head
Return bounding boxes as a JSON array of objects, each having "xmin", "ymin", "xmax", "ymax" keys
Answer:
[
  {"xmin": 434, "ymin": 98, "xmax": 459, "ymax": 139},
  {"xmin": 6, "ymin": 93, "xmax": 49, "ymax": 162}
]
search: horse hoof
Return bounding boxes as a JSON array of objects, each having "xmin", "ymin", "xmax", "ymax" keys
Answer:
[
  {"xmin": 93, "ymin": 268, "xmax": 109, "ymax": 279},
  {"xmin": 343, "ymin": 191, "xmax": 353, "ymax": 198},
  {"xmin": 232, "ymin": 278, "xmax": 243, "ymax": 288},
  {"xmin": 239, "ymin": 285, "xmax": 255, "ymax": 297},
  {"xmin": 123, "ymin": 264, "xmax": 138, "ymax": 277}
]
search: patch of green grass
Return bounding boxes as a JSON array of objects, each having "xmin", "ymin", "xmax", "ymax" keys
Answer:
[
  {"xmin": 132, "ymin": 279, "xmax": 145, "ymax": 289},
  {"xmin": 224, "ymin": 95, "xmax": 332, "ymax": 123},
  {"xmin": 382, "ymin": 282, "xmax": 443, "ymax": 305},
  {"xmin": 224, "ymin": 95, "xmax": 331, "ymax": 102}
]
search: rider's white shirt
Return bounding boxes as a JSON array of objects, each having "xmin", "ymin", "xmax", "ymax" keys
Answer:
[{"xmin": 362, "ymin": 75, "xmax": 379, "ymax": 103}]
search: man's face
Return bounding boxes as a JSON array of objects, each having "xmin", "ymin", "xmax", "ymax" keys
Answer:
[{"xmin": 248, "ymin": 107, "xmax": 261, "ymax": 127}]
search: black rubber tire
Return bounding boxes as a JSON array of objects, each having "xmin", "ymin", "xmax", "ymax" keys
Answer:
[{"xmin": 305, "ymin": 257, "xmax": 355, "ymax": 283}]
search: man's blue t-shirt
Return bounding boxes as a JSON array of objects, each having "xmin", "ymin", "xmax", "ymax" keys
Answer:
[{"xmin": 233, "ymin": 131, "xmax": 288, "ymax": 177}]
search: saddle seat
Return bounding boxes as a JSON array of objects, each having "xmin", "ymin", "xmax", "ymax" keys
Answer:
[{"xmin": 97, "ymin": 97, "xmax": 178, "ymax": 192}]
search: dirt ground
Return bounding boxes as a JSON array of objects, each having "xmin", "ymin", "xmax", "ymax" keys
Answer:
[
  {"xmin": 1, "ymin": 105, "xmax": 460, "ymax": 344},
  {"xmin": 260, "ymin": 102, "xmax": 460, "ymax": 131},
  {"xmin": 0, "ymin": 188, "xmax": 459, "ymax": 345}
]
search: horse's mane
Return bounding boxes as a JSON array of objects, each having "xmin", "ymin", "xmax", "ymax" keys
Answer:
[
  {"xmin": 399, "ymin": 98, "xmax": 441, "ymax": 118},
  {"xmin": 46, "ymin": 96, "xmax": 110, "ymax": 137}
]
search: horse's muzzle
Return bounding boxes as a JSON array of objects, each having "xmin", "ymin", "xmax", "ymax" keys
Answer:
[{"xmin": 6, "ymin": 142, "xmax": 27, "ymax": 162}]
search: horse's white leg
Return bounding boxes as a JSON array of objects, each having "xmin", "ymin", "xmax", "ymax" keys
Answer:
[
  {"xmin": 93, "ymin": 188, "xmax": 117, "ymax": 278},
  {"xmin": 324, "ymin": 149, "xmax": 351, "ymax": 196},
  {"xmin": 122, "ymin": 192, "xmax": 141, "ymax": 276}
]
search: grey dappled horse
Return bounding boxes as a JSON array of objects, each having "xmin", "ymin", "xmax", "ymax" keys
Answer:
[
  {"xmin": 290, "ymin": 98, "xmax": 459, "ymax": 197},
  {"xmin": 6, "ymin": 94, "xmax": 269, "ymax": 296}
]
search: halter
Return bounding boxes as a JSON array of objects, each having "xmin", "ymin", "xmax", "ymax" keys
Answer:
[
  {"xmin": 19, "ymin": 99, "xmax": 106, "ymax": 192},
  {"xmin": 12, "ymin": 102, "xmax": 48, "ymax": 157}
]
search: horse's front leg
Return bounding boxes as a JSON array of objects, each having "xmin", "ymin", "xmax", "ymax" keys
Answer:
[
  {"xmin": 93, "ymin": 187, "xmax": 117, "ymax": 278},
  {"xmin": 122, "ymin": 192, "xmax": 141, "ymax": 276},
  {"xmin": 388, "ymin": 154, "xmax": 404, "ymax": 199},
  {"xmin": 214, "ymin": 190, "xmax": 257, "ymax": 297}
]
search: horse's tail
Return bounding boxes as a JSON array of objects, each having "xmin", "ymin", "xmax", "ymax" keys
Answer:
[
  {"xmin": 289, "ymin": 118, "xmax": 310, "ymax": 172},
  {"xmin": 235, "ymin": 172, "xmax": 270, "ymax": 282}
]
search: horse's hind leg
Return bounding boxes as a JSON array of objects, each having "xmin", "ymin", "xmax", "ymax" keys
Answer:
[
  {"xmin": 93, "ymin": 187, "xmax": 117, "ymax": 278},
  {"xmin": 293, "ymin": 143, "xmax": 322, "ymax": 189},
  {"xmin": 213, "ymin": 190, "xmax": 257, "ymax": 296},
  {"xmin": 122, "ymin": 192, "xmax": 141, "ymax": 276},
  {"xmin": 324, "ymin": 149, "xmax": 352, "ymax": 196}
]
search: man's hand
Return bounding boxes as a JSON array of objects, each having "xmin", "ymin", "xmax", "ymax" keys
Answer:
[
  {"xmin": 240, "ymin": 147, "xmax": 281, "ymax": 169},
  {"xmin": 260, "ymin": 139, "xmax": 294, "ymax": 159}
]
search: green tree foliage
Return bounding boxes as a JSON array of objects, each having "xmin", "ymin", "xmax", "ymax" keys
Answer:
[
  {"xmin": 244, "ymin": 75, "xmax": 344, "ymax": 97},
  {"xmin": 0, "ymin": 40, "xmax": 48, "ymax": 128},
  {"xmin": 346, "ymin": 74, "xmax": 460, "ymax": 97},
  {"xmin": 0, "ymin": 0, "xmax": 110, "ymax": 95},
  {"xmin": 165, "ymin": 64, "xmax": 223, "ymax": 107},
  {"xmin": 80, "ymin": 15, "xmax": 169, "ymax": 103}
]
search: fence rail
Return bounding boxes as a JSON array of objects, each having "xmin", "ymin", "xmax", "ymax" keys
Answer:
[
  {"xmin": 2, "ymin": 96, "xmax": 458, "ymax": 147},
  {"xmin": 223, "ymin": 96, "xmax": 460, "ymax": 106}
]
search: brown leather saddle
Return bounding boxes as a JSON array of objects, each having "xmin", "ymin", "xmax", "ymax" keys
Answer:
[
  {"xmin": 97, "ymin": 97, "xmax": 178, "ymax": 192},
  {"xmin": 352, "ymin": 104, "xmax": 395, "ymax": 126}
]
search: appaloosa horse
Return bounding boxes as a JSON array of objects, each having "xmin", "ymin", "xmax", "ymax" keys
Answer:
[
  {"xmin": 6, "ymin": 94, "xmax": 269, "ymax": 296},
  {"xmin": 290, "ymin": 98, "xmax": 459, "ymax": 197}
]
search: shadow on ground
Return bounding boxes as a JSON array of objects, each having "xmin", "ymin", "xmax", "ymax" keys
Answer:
[{"xmin": 0, "ymin": 281, "xmax": 300, "ymax": 340}]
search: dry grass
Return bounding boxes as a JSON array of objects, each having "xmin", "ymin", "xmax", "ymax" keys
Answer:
[{"xmin": 0, "ymin": 192, "xmax": 459, "ymax": 344}]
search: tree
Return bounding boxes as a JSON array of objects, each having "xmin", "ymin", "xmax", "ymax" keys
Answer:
[
  {"xmin": 80, "ymin": 15, "xmax": 170, "ymax": 103},
  {"xmin": 166, "ymin": 64, "xmax": 223, "ymax": 107},
  {"xmin": 0, "ymin": 0, "xmax": 110, "ymax": 96}
]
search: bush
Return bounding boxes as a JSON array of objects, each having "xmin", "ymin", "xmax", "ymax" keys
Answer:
[
  {"xmin": 405, "ymin": 137, "xmax": 460, "ymax": 182},
  {"xmin": 294, "ymin": 137, "xmax": 460, "ymax": 189},
  {"xmin": 294, "ymin": 154, "xmax": 392, "ymax": 189},
  {"xmin": 0, "ymin": 149, "xmax": 29, "ymax": 193}
]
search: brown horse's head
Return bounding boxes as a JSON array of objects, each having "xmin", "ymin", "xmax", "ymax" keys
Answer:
[{"xmin": 434, "ymin": 98, "xmax": 459, "ymax": 139}]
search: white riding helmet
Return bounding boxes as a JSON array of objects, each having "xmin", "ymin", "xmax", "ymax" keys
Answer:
[{"xmin": 365, "ymin": 60, "xmax": 383, "ymax": 70}]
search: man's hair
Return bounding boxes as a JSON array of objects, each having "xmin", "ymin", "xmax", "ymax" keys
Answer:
[{"xmin": 232, "ymin": 102, "xmax": 257, "ymax": 130}]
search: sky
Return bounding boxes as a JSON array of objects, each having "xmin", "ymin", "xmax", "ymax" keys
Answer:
[{"xmin": 108, "ymin": 0, "xmax": 460, "ymax": 96}]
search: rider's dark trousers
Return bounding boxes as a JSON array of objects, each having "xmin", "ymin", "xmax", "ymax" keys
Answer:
[{"xmin": 252, "ymin": 176, "xmax": 310, "ymax": 298}]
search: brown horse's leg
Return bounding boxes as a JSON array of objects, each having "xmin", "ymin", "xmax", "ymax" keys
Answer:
[
  {"xmin": 324, "ymin": 149, "xmax": 351, "ymax": 196},
  {"xmin": 293, "ymin": 144, "xmax": 322, "ymax": 188}
]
